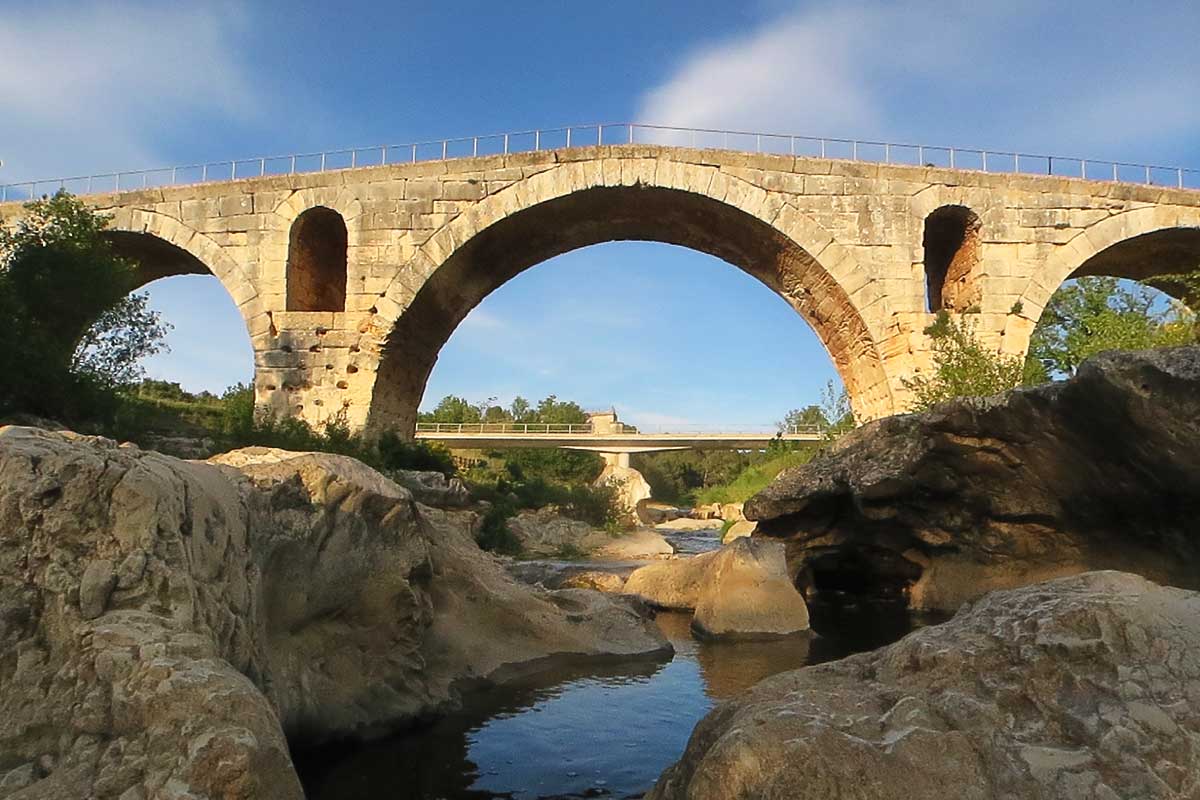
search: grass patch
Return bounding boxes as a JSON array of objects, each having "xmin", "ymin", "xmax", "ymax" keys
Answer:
[{"xmin": 693, "ymin": 449, "xmax": 817, "ymax": 505}]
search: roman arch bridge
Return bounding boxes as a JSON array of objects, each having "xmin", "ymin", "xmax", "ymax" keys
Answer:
[{"xmin": 3, "ymin": 123, "xmax": 1198, "ymax": 435}]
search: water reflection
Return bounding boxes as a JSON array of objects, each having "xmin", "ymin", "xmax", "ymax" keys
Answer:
[{"xmin": 297, "ymin": 599, "xmax": 932, "ymax": 800}]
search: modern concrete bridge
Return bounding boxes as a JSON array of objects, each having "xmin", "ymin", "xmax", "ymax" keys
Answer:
[
  {"xmin": 3, "ymin": 123, "xmax": 1198, "ymax": 436},
  {"xmin": 414, "ymin": 410, "xmax": 823, "ymax": 459}
]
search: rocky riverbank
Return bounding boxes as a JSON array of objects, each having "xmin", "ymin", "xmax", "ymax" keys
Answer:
[
  {"xmin": 0, "ymin": 426, "xmax": 668, "ymax": 799},
  {"xmin": 649, "ymin": 571, "xmax": 1200, "ymax": 799},
  {"xmin": 746, "ymin": 345, "xmax": 1200, "ymax": 611}
]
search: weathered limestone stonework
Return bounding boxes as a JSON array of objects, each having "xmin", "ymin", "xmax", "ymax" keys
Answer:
[{"xmin": 4, "ymin": 145, "xmax": 1198, "ymax": 434}]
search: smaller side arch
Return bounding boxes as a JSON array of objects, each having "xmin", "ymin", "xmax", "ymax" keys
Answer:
[
  {"xmin": 103, "ymin": 208, "xmax": 266, "ymax": 330},
  {"xmin": 1004, "ymin": 207, "xmax": 1200, "ymax": 354},
  {"xmin": 1018, "ymin": 208, "xmax": 1200, "ymax": 317},
  {"xmin": 286, "ymin": 206, "xmax": 348, "ymax": 312},
  {"xmin": 922, "ymin": 204, "xmax": 982, "ymax": 312}
]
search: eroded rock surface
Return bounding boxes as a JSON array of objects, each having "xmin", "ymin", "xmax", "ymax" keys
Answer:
[
  {"xmin": 0, "ymin": 427, "xmax": 667, "ymax": 800},
  {"xmin": 624, "ymin": 539, "xmax": 809, "ymax": 638},
  {"xmin": 508, "ymin": 508, "xmax": 673, "ymax": 559},
  {"xmin": 650, "ymin": 571, "xmax": 1200, "ymax": 800},
  {"xmin": 746, "ymin": 346, "xmax": 1200, "ymax": 610}
]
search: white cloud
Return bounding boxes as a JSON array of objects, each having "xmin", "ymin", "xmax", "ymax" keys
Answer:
[
  {"xmin": 637, "ymin": 1, "xmax": 1200, "ymax": 162},
  {"xmin": 459, "ymin": 307, "xmax": 509, "ymax": 330},
  {"xmin": 0, "ymin": 2, "xmax": 260, "ymax": 184}
]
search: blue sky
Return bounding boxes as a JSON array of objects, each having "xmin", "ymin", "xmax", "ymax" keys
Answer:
[{"xmin": 3, "ymin": 0, "xmax": 1198, "ymax": 427}]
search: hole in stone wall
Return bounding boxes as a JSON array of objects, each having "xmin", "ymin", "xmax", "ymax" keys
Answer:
[
  {"xmin": 923, "ymin": 205, "xmax": 981, "ymax": 312},
  {"xmin": 286, "ymin": 207, "xmax": 348, "ymax": 312}
]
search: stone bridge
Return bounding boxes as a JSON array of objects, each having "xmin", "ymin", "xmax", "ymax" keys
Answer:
[{"xmin": 4, "ymin": 130, "xmax": 1199, "ymax": 435}]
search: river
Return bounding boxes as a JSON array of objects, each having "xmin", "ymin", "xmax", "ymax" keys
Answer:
[{"xmin": 297, "ymin": 529, "xmax": 943, "ymax": 799}]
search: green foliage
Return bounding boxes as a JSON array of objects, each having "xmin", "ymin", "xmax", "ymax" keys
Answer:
[
  {"xmin": 902, "ymin": 311, "xmax": 1026, "ymax": 411},
  {"xmin": 476, "ymin": 506, "xmax": 523, "ymax": 555},
  {"xmin": 634, "ymin": 449, "xmax": 758, "ymax": 506},
  {"xmin": 466, "ymin": 473, "xmax": 620, "ymax": 553},
  {"xmin": 0, "ymin": 191, "xmax": 169, "ymax": 422},
  {"xmin": 779, "ymin": 404, "xmax": 827, "ymax": 432},
  {"xmin": 500, "ymin": 447, "xmax": 604, "ymax": 484},
  {"xmin": 692, "ymin": 449, "xmax": 817, "ymax": 505},
  {"xmin": 1028, "ymin": 277, "xmax": 1196, "ymax": 379},
  {"xmin": 818, "ymin": 380, "xmax": 857, "ymax": 441},
  {"xmin": 418, "ymin": 393, "xmax": 589, "ymax": 426}
]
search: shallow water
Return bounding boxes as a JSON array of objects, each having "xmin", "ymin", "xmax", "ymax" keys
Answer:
[{"xmin": 297, "ymin": 593, "xmax": 939, "ymax": 799}]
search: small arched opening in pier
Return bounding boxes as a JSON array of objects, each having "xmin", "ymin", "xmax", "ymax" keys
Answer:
[
  {"xmin": 286, "ymin": 206, "xmax": 348, "ymax": 312},
  {"xmin": 923, "ymin": 204, "xmax": 982, "ymax": 312}
]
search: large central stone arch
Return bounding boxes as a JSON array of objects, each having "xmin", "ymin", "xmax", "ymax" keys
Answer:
[{"xmin": 364, "ymin": 159, "xmax": 894, "ymax": 435}]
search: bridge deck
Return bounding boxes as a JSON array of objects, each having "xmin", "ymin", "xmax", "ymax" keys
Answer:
[{"xmin": 413, "ymin": 427, "xmax": 823, "ymax": 452}]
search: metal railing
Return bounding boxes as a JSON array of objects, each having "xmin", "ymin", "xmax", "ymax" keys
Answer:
[
  {"xmin": 7, "ymin": 122, "xmax": 1195, "ymax": 203},
  {"xmin": 413, "ymin": 421, "xmax": 826, "ymax": 436},
  {"xmin": 415, "ymin": 422, "xmax": 595, "ymax": 435}
]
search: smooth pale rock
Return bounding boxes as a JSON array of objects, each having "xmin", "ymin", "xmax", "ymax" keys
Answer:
[
  {"xmin": 721, "ymin": 519, "xmax": 756, "ymax": 544},
  {"xmin": 691, "ymin": 539, "xmax": 808, "ymax": 638},
  {"xmin": 656, "ymin": 517, "xmax": 724, "ymax": 532},
  {"xmin": 594, "ymin": 528, "xmax": 675, "ymax": 560},
  {"xmin": 691, "ymin": 503, "xmax": 722, "ymax": 520},
  {"xmin": 649, "ymin": 572, "xmax": 1200, "ymax": 800},
  {"xmin": 0, "ymin": 428, "xmax": 668, "ymax": 800},
  {"xmin": 594, "ymin": 463, "xmax": 652, "ymax": 517},
  {"xmin": 746, "ymin": 346, "xmax": 1200, "ymax": 611},
  {"xmin": 718, "ymin": 502, "xmax": 745, "ymax": 522},
  {"xmin": 623, "ymin": 555, "xmax": 711, "ymax": 610},
  {"xmin": 624, "ymin": 539, "xmax": 809, "ymax": 638}
]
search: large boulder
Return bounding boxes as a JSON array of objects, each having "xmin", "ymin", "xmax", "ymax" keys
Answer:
[
  {"xmin": 650, "ymin": 571, "xmax": 1200, "ymax": 799},
  {"xmin": 746, "ymin": 346, "xmax": 1200, "ymax": 611},
  {"xmin": 0, "ymin": 427, "xmax": 667, "ymax": 800},
  {"xmin": 636, "ymin": 500, "xmax": 687, "ymax": 526},
  {"xmin": 593, "ymin": 463, "xmax": 652, "ymax": 517},
  {"xmin": 624, "ymin": 539, "xmax": 809, "ymax": 638}
]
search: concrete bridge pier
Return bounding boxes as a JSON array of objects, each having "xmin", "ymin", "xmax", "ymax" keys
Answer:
[{"xmin": 601, "ymin": 451, "xmax": 631, "ymax": 470}]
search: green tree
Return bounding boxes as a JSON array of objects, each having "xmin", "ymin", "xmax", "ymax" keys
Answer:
[
  {"xmin": 73, "ymin": 293, "xmax": 171, "ymax": 388},
  {"xmin": 419, "ymin": 395, "xmax": 483, "ymax": 424},
  {"xmin": 533, "ymin": 395, "xmax": 588, "ymax": 424},
  {"xmin": 0, "ymin": 191, "xmax": 168, "ymax": 420},
  {"xmin": 779, "ymin": 405, "xmax": 827, "ymax": 433},
  {"xmin": 818, "ymin": 380, "xmax": 857, "ymax": 439},
  {"xmin": 903, "ymin": 312, "xmax": 1026, "ymax": 412},
  {"xmin": 1028, "ymin": 277, "xmax": 1195, "ymax": 379},
  {"xmin": 508, "ymin": 396, "xmax": 532, "ymax": 422}
]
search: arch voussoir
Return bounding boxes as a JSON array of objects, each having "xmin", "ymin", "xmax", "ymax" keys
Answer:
[{"xmin": 366, "ymin": 158, "xmax": 897, "ymax": 432}]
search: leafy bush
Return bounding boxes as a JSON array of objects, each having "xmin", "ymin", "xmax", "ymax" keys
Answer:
[
  {"xmin": 693, "ymin": 449, "xmax": 817, "ymax": 506},
  {"xmin": 1028, "ymin": 276, "xmax": 1196, "ymax": 380},
  {"xmin": 0, "ymin": 191, "xmax": 170, "ymax": 423},
  {"xmin": 902, "ymin": 311, "xmax": 1026, "ymax": 411}
]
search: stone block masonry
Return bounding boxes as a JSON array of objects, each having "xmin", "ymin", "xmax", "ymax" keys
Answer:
[{"xmin": 4, "ymin": 145, "xmax": 1197, "ymax": 434}]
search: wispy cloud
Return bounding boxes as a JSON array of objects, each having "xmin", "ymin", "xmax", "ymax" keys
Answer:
[
  {"xmin": 0, "ymin": 2, "xmax": 261, "ymax": 182},
  {"xmin": 638, "ymin": 0, "xmax": 1200, "ymax": 161},
  {"xmin": 459, "ymin": 307, "xmax": 509, "ymax": 330}
]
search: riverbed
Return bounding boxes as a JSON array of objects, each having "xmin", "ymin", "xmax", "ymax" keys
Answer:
[{"xmin": 298, "ymin": 528, "xmax": 940, "ymax": 798}]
